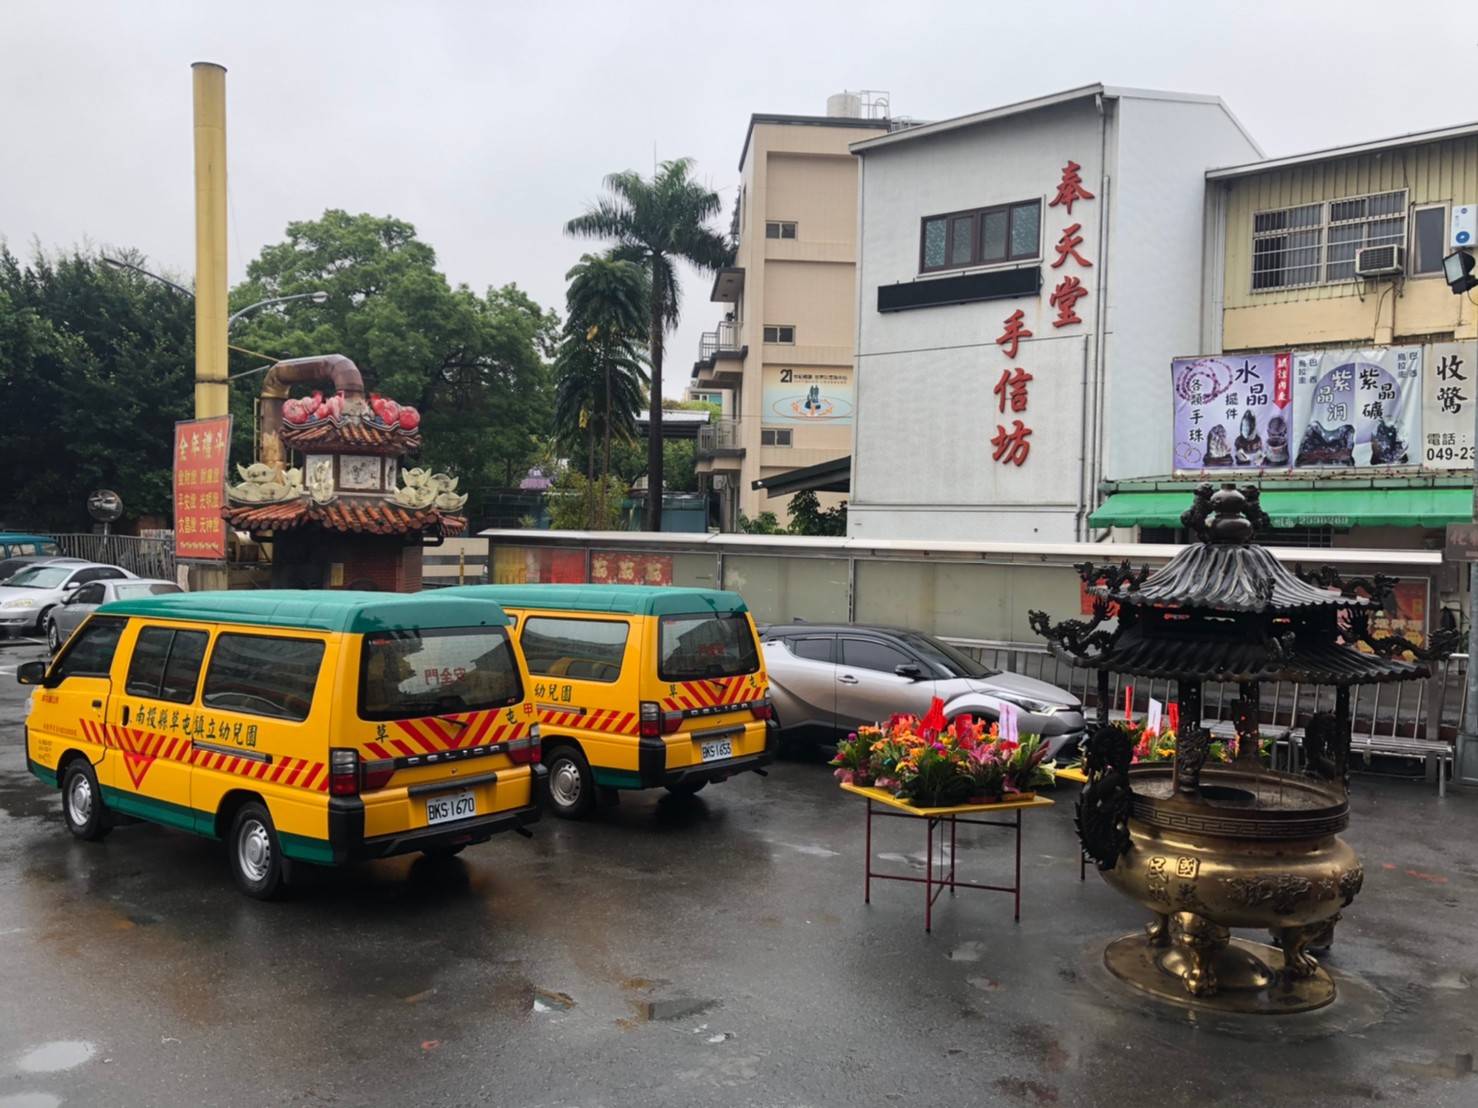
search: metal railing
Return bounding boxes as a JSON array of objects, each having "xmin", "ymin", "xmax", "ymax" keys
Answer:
[
  {"xmin": 941, "ymin": 636, "xmax": 1470, "ymax": 749},
  {"xmin": 51, "ymin": 533, "xmax": 177, "ymax": 581},
  {"xmin": 697, "ymin": 320, "xmax": 742, "ymax": 365},
  {"xmin": 697, "ymin": 418, "xmax": 743, "ymax": 454}
]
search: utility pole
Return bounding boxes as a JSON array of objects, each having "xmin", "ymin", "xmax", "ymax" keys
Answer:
[{"xmin": 191, "ymin": 61, "xmax": 230, "ymax": 592}]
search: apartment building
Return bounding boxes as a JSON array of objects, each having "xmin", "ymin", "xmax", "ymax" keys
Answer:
[
  {"xmin": 691, "ymin": 97, "xmax": 889, "ymax": 530},
  {"xmin": 1094, "ymin": 121, "xmax": 1478, "ymax": 552}
]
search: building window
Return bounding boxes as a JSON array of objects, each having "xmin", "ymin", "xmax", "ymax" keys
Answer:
[
  {"xmin": 765, "ymin": 221, "xmax": 797, "ymax": 240},
  {"xmin": 760, "ymin": 428, "xmax": 793, "ymax": 447},
  {"xmin": 920, "ymin": 200, "xmax": 1041, "ymax": 273},
  {"xmin": 763, "ymin": 325, "xmax": 795, "ymax": 344},
  {"xmin": 1410, "ymin": 204, "xmax": 1448, "ymax": 276},
  {"xmin": 1252, "ymin": 190, "xmax": 1407, "ymax": 290}
]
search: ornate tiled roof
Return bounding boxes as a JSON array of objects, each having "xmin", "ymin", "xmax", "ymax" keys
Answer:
[
  {"xmin": 222, "ymin": 497, "xmax": 465, "ymax": 537},
  {"xmin": 1110, "ymin": 542, "xmax": 1367, "ymax": 614},
  {"xmin": 281, "ymin": 419, "xmax": 422, "ymax": 455}
]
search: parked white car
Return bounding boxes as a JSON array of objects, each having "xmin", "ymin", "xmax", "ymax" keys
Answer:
[
  {"xmin": 46, "ymin": 577, "xmax": 183, "ymax": 652},
  {"xmin": 0, "ymin": 560, "xmax": 134, "ymax": 638}
]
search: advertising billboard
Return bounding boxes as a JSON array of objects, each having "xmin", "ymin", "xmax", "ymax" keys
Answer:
[
  {"xmin": 1171, "ymin": 354, "xmax": 1292, "ymax": 472},
  {"xmin": 1420, "ymin": 342, "xmax": 1473, "ymax": 469},
  {"xmin": 1290, "ymin": 347, "xmax": 1421, "ymax": 468},
  {"xmin": 762, "ymin": 367, "xmax": 854, "ymax": 426}
]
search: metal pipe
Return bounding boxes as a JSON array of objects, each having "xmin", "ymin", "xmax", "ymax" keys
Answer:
[{"xmin": 258, "ymin": 355, "xmax": 366, "ymax": 469}]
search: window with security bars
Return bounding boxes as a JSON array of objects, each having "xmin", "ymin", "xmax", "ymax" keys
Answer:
[{"xmin": 1251, "ymin": 190, "xmax": 1408, "ymax": 290}]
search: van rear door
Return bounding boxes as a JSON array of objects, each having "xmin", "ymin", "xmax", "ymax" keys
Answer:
[
  {"xmin": 655, "ymin": 610, "xmax": 768, "ymax": 767},
  {"xmin": 354, "ymin": 626, "xmax": 537, "ymax": 838}
]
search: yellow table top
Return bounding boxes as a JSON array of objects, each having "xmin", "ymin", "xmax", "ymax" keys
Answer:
[
  {"xmin": 839, "ymin": 782, "xmax": 1055, "ymax": 816},
  {"xmin": 1055, "ymin": 766, "xmax": 1088, "ymax": 784}
]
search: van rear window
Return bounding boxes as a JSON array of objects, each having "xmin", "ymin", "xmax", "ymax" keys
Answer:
[
  {"xmin": 658, "ymin": 612, "xmax": 760, "ymax": 682},
  {"xmin": 360, "ymin": 627, "xmax": 523, "ymax": 721},
  {"xmin": 202, "ymin": 633, "xmax": 325, "ymax": 722}
]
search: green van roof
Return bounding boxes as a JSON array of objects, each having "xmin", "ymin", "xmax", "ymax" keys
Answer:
[
  {"xmin": 441, "ymin": 584, "xmax": 750, "ymax": 617},
  {"xmin": 96, "ymin": 589, "xmax": 512, "ymax": 633}
]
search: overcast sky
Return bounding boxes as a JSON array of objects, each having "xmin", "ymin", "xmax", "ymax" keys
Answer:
[{"xmin": 3, "ymin": 1, "xmax": 1474, "ymax": 397}]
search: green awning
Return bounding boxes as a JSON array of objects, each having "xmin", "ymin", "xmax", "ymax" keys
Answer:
[{"xmin": 1089, "ymin": 488, "xmax": 1474, "ymax": 530}]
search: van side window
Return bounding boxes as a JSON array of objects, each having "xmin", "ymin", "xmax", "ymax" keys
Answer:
[
  {"xmin": 519, "ymin": 617, "xmax": 629, "ymax": 683},
  {"xmin": 202, "ymin": 633, "xmax": 325, "ymax": 722},
  {"xmin": 48, "ymin": 617, "xmax": 125, "ymax": 682},
  {"xmin": 126, "ymin": 627, "xmax": 210, "ymax": 704}
]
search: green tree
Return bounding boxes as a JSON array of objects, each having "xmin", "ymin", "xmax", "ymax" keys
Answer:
[
  {"xmin": 553, "ymin": 254, "xmax": 650, "ymax": 526},
  {"xmin": 0, "ymin": 246, "xmax": 194, "ymax": 529},
  {"xmin": 566, "ymin": 159, "xmax": 731, "ymax": 530},
  {"xmin": 231, "ymin": 210, "xmax": 558, "ymax": 488},
  {"xmin": 785, "ymin": 490, "xmax": 848, "ymax": 536}
]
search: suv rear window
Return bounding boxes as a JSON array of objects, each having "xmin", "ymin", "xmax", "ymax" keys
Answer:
[
  {"xmin": 658, "ymin": 611, "xmax": 760, "ymax": 681},
  {"xmin": 360, "ymin": 627, "xmax": 523, "ymax": 720}
]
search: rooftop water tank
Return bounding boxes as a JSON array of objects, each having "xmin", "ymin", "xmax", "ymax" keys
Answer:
[{"xmin": 826, "ymin": 92, "xmax": 862, "ymax": 118}]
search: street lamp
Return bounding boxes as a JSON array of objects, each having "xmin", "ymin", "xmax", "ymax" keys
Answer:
[
  {"xmin": 227, "ymin": 290, "xmax": 329, "ymax": 328},
  {"xmin": 101, "ymin": 257, "xmax": 328, "ymax": 329},
  {"xmin": 101, "ymin": 256, "xmax": 196, "ymax": 299}
]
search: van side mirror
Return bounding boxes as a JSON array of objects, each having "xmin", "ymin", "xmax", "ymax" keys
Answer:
[
  {"xmin": 895, "ymin": 663, "xmax": 924, "ymax": 681},
  {"xmin": 17, "ymin": 661, "xmax": 46, "ymax": 685}
]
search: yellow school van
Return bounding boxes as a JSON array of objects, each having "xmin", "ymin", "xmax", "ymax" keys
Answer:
[
  {"xmin": 19, "ymin": 590, "xmax": 546, "ymax": 898},
  {"xmin": 440, "ymin": 584, "xmax": 775, "ymax": 818}
]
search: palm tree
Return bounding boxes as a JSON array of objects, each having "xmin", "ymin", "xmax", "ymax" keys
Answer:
[
  {"xmin": 552, "ymin": 330, "xmax": 648, "ymax": 525},
  {"xmin": 563, "ymin": 254, "xmax": 650, "ymax": 482},
  {"xmin": 566, "ymin": 158, "xmax": 732, "ymax": 530}
]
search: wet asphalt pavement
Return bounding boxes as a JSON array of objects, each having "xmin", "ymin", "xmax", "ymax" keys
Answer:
[{"xmin": 1, "ymin": 637, "xmax": 1476, "ymax": 1107}]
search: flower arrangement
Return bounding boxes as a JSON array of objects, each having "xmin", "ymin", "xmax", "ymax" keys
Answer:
[
  {"xmin": 831, "ymin": 698, "xmax": 1056, "ymax": 807},
  {"xmin": 1119, "ymin": 720, "xmax": 1268, "ymax": 765}
]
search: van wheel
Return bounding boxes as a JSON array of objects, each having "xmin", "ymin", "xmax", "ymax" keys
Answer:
[
  {"xmin": 61, "ymin": 760, "xmax": 110, "ymax": 841},
  {"xmin": 665, "ymin": 780, "xmax": 707, "ymax": 796},
  {"xmin": 228, "ymin": 801, "xmax": 286, "ymax": 900},
  {"xmin": 545, "ymin": 745, "xmax": 595, "ymax": 820},
  {"xmin": 45, "ymin": 618, "xmax": 62, "ymax": 654}
]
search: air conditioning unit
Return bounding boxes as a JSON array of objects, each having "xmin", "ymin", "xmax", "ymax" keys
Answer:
[{"xmin": 1354, "ymin": 244, "xmax": 1405, "ymax": 277}]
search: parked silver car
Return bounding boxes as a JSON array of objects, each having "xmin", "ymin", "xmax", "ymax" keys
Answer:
[
  {"xmin": 0, "ymin": 560, "xmax": 134, "ymax": 638},
  {"xmin": 45, "ymin": 577, "xmax": 183, "ymax": 652},
  {"xmin": 759, "ymin": 622, "xmax": 1086, "ymax": 761}
]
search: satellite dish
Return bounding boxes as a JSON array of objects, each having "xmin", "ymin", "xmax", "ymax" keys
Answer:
[{"xmin": 87, "ymin": 489, "xmax": 123, "ymax": 523}]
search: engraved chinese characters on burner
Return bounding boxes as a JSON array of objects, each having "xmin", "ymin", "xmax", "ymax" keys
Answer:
[
  {"xmin": 1220, "ymin": 873, "xmax": 1316, "ymax": 915},
  {"xmin": 1146, "ymin": 856, "xmax": 1170, "ymax": 905}
]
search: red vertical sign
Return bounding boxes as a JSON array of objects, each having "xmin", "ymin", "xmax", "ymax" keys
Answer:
[
  {"xmin": 174, "ymin": 416, "xmax": 232, "ymax": 562},
  {"xmin": 1273, "ymin": 352, "xmax": 1292, "ymax": 409}
]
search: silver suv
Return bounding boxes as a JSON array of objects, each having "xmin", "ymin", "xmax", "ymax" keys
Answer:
[{"xmin": 759, "ymin": 623, "xmax": 1086, "ymax": 761}]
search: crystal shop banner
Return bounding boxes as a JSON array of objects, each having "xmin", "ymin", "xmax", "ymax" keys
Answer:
[
  {"xmin": 1289, "ymin": 347, "xmax": 1421, "ymax": 468},
  {"xmin": 1171, "ymin": 354, "xmax": 1293, "ymax": 473}
]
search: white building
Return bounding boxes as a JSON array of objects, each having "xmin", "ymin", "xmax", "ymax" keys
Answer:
[{"xmin": 847, "ymin": 84, "xmax": 1262, "ymax": 542}]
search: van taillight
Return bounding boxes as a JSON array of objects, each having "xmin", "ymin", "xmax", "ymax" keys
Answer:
[
  {"xmin": 329, "ymin": 748, "xmax": 360, "ymax": 796},
  {"xmin": 360, "ymin": 757, "xmax": 395, "ymax": 792},
  {"xmin": 639, "ymin": 702, "xmax": 661, "ymax": 738},
  {"xmin": 662, "ymin": 710, "xmax": 683, "ymax": 734},
  {"xmin": 508, "ymin": 724, "xmax": 541, "ymax": 765},
  {"xmin": 751, "ymin": 698, "xmax": 774, "ymax": 721}
]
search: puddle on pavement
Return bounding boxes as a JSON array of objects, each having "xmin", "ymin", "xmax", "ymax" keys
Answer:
[
  {"xmin": 531, "ymin": 988, "xmax": 576, "ymax": 1013},
  {"xmin": 948, "ymin": 941, "xmax": 984, "ymax": 962},
  {"xmin": 968, "ymin": 976, "xmax": 1002, "ymax": 991},
  {"xmin": 17, "ymin": 1040, "xmax": 96, "ymax": 1072},
  {"xmin": 644, "ymin": 996, "xmax": 718, "ymax": 1021},
  {"xmin": 0, "ymin": 1094, "xmax": 63, "ymax": 1108}
]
